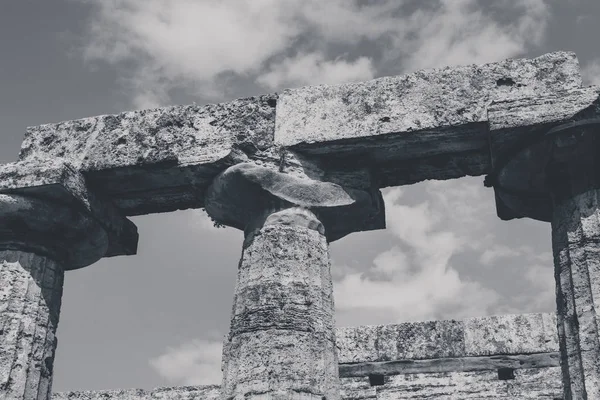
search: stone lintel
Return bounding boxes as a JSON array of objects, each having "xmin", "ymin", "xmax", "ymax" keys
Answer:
[
  {"xmin": 487, "ymin": 87, "xmax": 600, "ymax": 221},
  {"xmin": 339, "ymin": 352, "xmax": 560, "ymax": 378},
  {"xmin": 19, "ymin": 95, "xmax": 278, "ymax": 215},
  {"xmin": 0, "ymin": 161, "xmax": 138, "ymax": 264},
  {"xmin": 15, "ymin": 52, "xmax": 582, "ymax": 220},
  {"xmin": 336, "ymin": 313, "xmax": 559, "ymax": 364},
  {"xmin": 276, "ymin": 51, "xmax": 581, "ymax": 188}
]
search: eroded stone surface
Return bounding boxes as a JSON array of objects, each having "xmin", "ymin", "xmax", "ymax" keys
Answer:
[
  {"xmin": 463, "ymin": 313, "xmax": 557, "ymax": 357},
  {"xmin": 552, "ymin": 189, "xmax": 600, "ymax": 399},
  {"xmin": 277, "ymin": 52, "xmax": 580, "ymax": 148},
  {"xmin": 51, "ymin": 385, "xmax": 220, "ymax": 400},
  {"xmin": 19, "ymin": 96, "xmax": 279, "ymax": 216},
  {"xmin": 0, "ymin": 250, "xmax": 64, "ymax": 400},
  {"xmin": 222, "ymin": 208, "xmax": 340, "ymax": 400},
  {"xmin": 204, "ymin": 163, "xmax": 385, "ymax": 242},
  {"xmin": 0, "ymin": 162, "xmax": 138, "ymax": 263},
  {"xmin": 276, "ymin": 51, "xmax": 581, "ymax": 188},
  {"xmin": 336, "ymin": 313, "xmax": 557, "ymax": 364}
]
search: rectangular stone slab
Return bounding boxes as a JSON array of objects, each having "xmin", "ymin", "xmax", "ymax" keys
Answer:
[
  {"xmin": 19, "ymin": 95, "xmax": 277, "ymax": 215},
  {"xmin": 0, "ymin": 161, "xmax": 138, "ymax": 258},
  {"xmin": 276, "ymin": 51, "xmax": 581, "ymax": 188},
  {"xmin": 336, "ymin": 313, "xmax": 558, "ymax": 364}
]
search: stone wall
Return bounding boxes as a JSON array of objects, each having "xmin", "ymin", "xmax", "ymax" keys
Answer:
[{"xmin": 53, "ymin": 313, "xmax": 563, "ymax": 399}]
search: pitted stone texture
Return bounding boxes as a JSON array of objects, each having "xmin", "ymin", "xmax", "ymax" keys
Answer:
[
  {"xmin": 277, "ymin": 51, "xmax": 580, "ymax": 148},
  {"xmin": 276, "ymin": 52, "xmax": 580, "ymax": 187},
  {"xmin": 463, "ymin": 313, "xmax": 559, "ymax": 356},
  {"xmin": 336, "ymin": 313, "xmax": 556, "ymax": 364},
  {"xmin": 552, "ymin": 189, "xmax": 600, "ymax": 399},
  {"xmin": 222, "ymin": 210, "xmax": 340, "ymax": 400},
  {"xmin": 19, "ymin": 96, "xmax": 278, "ymax": 216},
  {"xmin": 0, "ymin": 162, "xmax": 138, "ymax": 260},
  {"xmin": 369, "ymin": 367, "xmax": 563, "ymax": 399},
  {"xmin": 20, "ymin": 96, "xmax": 277, "ymax": 170},
  {"xmin": 51, "ymin": 385, "xmax": 221, "ymax": 399},
  {"xmin": 0, "ymin": 250, "xmax": 64, "ymax": 400},
  {"xmin": 204, "ymin": 163, "xmax": 384, "ymax": 242},
  {"xmin": 0, "ymin": 194, "xmax": 109, "ymax": 269}
]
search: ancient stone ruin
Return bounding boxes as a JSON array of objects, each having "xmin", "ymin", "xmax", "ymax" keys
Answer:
[{"xmin": 0, "ymin": 50, "xmax": 596, "ymax": 399}]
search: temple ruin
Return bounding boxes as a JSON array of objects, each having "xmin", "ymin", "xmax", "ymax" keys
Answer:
[{"xmin": 0, "ymin": 50, "xmax": 595, "ymax": 399}]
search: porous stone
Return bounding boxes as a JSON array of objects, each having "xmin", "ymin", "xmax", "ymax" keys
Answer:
[
  {"xmin": 51, "ymin": 385, "xmax": 221, "ymax": 399},
  {"xmin": 336, "ymin": 325, "xmax": 379, "ymax": 364},
  {"xmin": 19, "ymin": 95, "xmax": 278, "ymax": 215},
  {"xmin": 0, "ymin": 250, "xmax": 64, "ymax": 400},
  {"xmin": 204, "ymin": 162, "xmax": 384, "ymax": 242},
  {"xmin": 0, "ymin": 161, "xmax": 138, "ymax": 262},
  {"xmin": 221, "ymin": 208, "xmax": 340, "ymax": 400},
  {"xmin": 276, "ymin": 51, "xmax": 581, "ymax": 188},
  {"xmin": 552, "ymin": 189, "xmax": 600, "ymax": 399},
  {"xmin": 373, "ymin": 367, "xmax": 563, "ymax": 399},
  {"xmin": 463, "ymin": 313, "xmax": 553, "ymax": 357}
]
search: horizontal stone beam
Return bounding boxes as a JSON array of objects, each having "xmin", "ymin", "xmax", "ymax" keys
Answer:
[
  {"xmin": 0, "ymin": 161, "xmax": 138, "ymax": 266},
  {"xmin": 19, "ymin": 96, "xmax": 278, "ymax": 215},
  {"xmin": 487, "ymin": 86, "xmax": 600, "ymax": 221},
  {"xmin": 335, "ymin": 313, "xmax": 558, "ymax": 364},
  {"xmin": 339, "ymin": 352, "xmax": 560, "ymax": 378},
  {"xmin": 276, "ymin": 51, "xmax": 581, "ymax": 187},
  {"xmin": 16, "ymin": 52, "xmax": 581, "ymax": 218}
]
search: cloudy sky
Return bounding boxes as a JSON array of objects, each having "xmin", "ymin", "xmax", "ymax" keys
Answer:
[{"xmin": 1, "ymin": 0, "xmax": 599, "ymax": 393}]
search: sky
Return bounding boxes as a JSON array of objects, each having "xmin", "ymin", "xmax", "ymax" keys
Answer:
[{"xmin": 1, "ymin": 0, "xmax": 600, "ymax": 393}]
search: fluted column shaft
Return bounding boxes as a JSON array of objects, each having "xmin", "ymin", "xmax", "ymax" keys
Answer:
[
  {"xmin": 0, "ymin": 250, "xmax": 64, "ymax": 400},
  {"xmin": 0, "ymin": 191, "xmax": 113, "ymax": 400},
  {"xmin": 552, "ymin": 189, "xmax": 600, "ymax": 400},
  {"xmin": 221, "ymin": 208, "xmax": 340, "ymax": 400}
]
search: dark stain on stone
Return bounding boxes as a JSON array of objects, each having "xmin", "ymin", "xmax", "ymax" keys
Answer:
[
  {"xmin": 379, "ymin": 117, "xmax": 391, "ymax": 123},
  {"xmin": 498, "ymin": 367, "xmax": 515, "ymax": 380},
  {"xmin": 368, "ymin": 374, "xmax": 385, "ymax": 386},
  {"xmin": 496, "ymin": 77, "xmax": 516, "ymax": 87},
  {"xmin": 267, "ymin": 98, "xmax": 277, "ymax": 108}
]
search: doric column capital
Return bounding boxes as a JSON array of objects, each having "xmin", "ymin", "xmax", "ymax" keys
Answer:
[
  {"xmin": 204, "ymin": 162, "xmax": 384, "ymax": 242},
  {"xmin": 487, "ymin": 116, "xmax": 600, "ymax": 222},
  {"xmin": 0, "ymin": 160, "xmax": 138, "ymax": 269}
]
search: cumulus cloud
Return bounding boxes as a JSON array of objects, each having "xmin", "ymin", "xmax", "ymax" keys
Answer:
[
  {"xmin": 582, "ymin": 58, "xmax": 600, "ymax": 86},
  {"xmin": 334, "ymin": 178, "xmax": 556, "ymax": 324},
  {"xmin": 334, "ymin": 183, "xmax": 501, "ymax": 323},
  {"xmin": 149, "ymin": 338, "xmax": 223, "ymax": 385},
  {"xmin": 80, "ymin": 0, "xmax": 551, "ymax": 108},
  {"xmin": 257, "ymin": 53, "xmax": 374, "ymax": 89}
]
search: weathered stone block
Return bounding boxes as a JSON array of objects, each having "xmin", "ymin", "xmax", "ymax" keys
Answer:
[
  {"xmin": 463, "ymin": 313, "xmax": 550, "ymax": 356},
  {"xmin": 336, "ymin": 325, "xmax": 379, "ymax": 364},
  {"xmin": 0, "ymin": 161, "xmax": 138, "ymax": 262},
  {"xmin": 276, "ymin": 51, "xmax": 581, "ymax": 187},
  {"xmin": 19, "ymin": 96, "xmax": 277, "ymax": 215},
  {"xmin": 277, "ymin": 52, "xmax": 580, "ymax": 149},
  {"xmin": 394, "ymin": 319, "xmax": 465, "ymax": 360}
]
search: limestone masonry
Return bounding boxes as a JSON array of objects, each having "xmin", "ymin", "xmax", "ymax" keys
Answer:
[{"xmin": 0, "ymin": 51, "xmax": 597, "ymax": 399}]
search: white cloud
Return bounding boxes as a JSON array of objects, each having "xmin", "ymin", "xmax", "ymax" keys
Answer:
[
  {"xmin": 334, "ymin": 178, "xmax": 556, "ymax": 323},
  {"xmin": 334, "ymin": 183, "xmax": 501, "ymax": 323},
  {"xmin": 582, "ymin": 58, "xmax": 600, "ymax": 86},
  {"xmin": 480, "ymin": 245, "xmax": 522, "ymax": 266},
  {"xmin": 80, "ymin": 0, "xmax": 551, "ymax": 107},
  {"xmin": 149, "ymin": 338, "xmax": 223, "ymax": 386},
  {"xmin": 257, "ymin": 53, "xmax": 374, "ymax": 89},
  {"xmin": 387, "ymin": 0, "xmax": 550, "ymax": 72}
]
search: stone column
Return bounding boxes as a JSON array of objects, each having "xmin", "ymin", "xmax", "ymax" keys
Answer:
[
  {"xmin": 0, "ymin": 192, "xmax": 113, "ymax": 400},
  {"xmin": 222, "ymin": 207, "xmax": 339, "ymax": 400},
  {"xmin": 552, "ymin": 189, "xmax": 600, "ymax": 399},
  {"xmin": 547, "ymin": 131, "xmax": 600, "ymax": 400},
  {"xmin": 205, "ymin": 163, "xmax": 384, "ymax": 400},
  {"xmin": 490, "ymin": 120, "xmax": 600, "ymax": 399}
]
